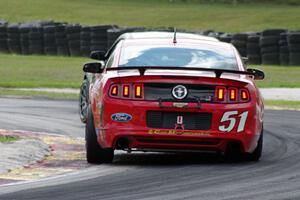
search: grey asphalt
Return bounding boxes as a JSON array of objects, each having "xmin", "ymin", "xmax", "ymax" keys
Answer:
[{"xmin": 0, "ymin": 98, "xmax": 300, "ymax": 200}]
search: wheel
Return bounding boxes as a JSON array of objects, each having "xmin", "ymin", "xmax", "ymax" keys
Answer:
[
  {"xmin": 246, "ymin": 129, "xmax": 263, "ymax": 161},
  {"xmin": 85, "ymin": 105, "xmax": 114, "ymax": 164},
  {"xmin": 79, "ymin": 79, "xmax": 89, "ymax": 123}
]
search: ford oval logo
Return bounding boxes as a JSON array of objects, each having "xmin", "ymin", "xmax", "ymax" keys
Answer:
[{"xmin": 111, "ymin": 113, "xmax": 132, "ymax": 122}]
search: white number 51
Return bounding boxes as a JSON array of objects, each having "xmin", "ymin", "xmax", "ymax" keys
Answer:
[{"xmin": 219, "ymin": 111, "xmax": 248, "ymax": 133}]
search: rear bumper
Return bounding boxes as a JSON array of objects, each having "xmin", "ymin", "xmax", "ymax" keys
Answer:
[
  {"xmin": 97, "ymin": 128, "xmax": 259, "ymax": 153},
  {"xmin": 94, "ymin": 99, "xmax": 263, "ymax": 153}
]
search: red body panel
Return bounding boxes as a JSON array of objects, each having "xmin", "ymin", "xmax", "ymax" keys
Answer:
[{"xmin": 90, "ymin": 74, "xmax": 264, "ymax": 153}]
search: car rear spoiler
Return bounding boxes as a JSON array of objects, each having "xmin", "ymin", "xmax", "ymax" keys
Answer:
[{"xmin": 106, "ymin": 66, "xmax": 254, "ymax": 78}]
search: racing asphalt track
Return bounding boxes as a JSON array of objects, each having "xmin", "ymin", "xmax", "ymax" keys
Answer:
[{"xmin": 0, "ymin": 98, "xmax": 300, "ymax": 200}]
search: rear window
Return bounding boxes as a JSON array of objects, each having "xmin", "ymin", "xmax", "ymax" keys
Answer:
[{"xmin": 119, "ymin": 44, "xmax": 238, "ymax": 70}]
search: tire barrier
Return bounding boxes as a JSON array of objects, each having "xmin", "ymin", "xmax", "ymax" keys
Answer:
[{"xmin": 0, "ymin": 19, "xmax": 299, "ymax": 66}]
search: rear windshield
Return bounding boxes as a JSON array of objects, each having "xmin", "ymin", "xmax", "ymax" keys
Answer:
[{"xmin": 119, "ymin": 44, "xmax": 238, "ymax": 70}]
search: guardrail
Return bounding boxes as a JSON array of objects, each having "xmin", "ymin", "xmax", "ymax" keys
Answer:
[{"xmin": 0, "ymin": 19, "xmax": 299, "ymax": 65}]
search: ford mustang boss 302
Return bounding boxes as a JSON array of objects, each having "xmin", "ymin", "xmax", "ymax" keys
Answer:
[{"xmin": 79, "ymin": 32, "xmax": 265, "ymax": 164}]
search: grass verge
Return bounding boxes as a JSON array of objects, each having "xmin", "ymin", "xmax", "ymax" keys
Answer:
[
  {"xmin": 255, "ymin": 65, "xmax": 300, "ymax": 88},
  {"xmin": 0, "ymin": 0, "xmax": 299, "ymax": 32},
  {"xmin": 265, "ymin": 100, "xmax": 300, "ymax": 110},
  {"xmin": 0, "ymin": 89, "xmax": 79, "ymax": 100},
  {"xmin": 0, "ymin": 135, "xmax": 18, "ymax": 143},
  {"xmin": 0, "ymin": 54, "xmax": 87, "ymax": 88},
  {"xmin": 0, "ymin": 54, "xmax": 300, "ymax": 89}
]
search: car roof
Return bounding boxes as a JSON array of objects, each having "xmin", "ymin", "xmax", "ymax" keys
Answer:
[{"xmin": 119, "ymin": 31, "xmax": 219, "ymax": 42}]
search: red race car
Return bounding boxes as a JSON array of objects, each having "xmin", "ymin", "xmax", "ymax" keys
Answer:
[{"xmin": 81, "ymin": 32, "xmax": 265, "ymax": 164}]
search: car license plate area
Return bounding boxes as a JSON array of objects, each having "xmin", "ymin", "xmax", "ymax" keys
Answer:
[{"xmin": 147, "ymin": 111, "xmax": 212, "ymax": 130}]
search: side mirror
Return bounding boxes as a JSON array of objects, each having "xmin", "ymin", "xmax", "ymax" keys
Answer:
[
  {"xmin": 90, "ymin": 51, "xmax": 106, "ymax": 60},
  {"xmin": 247, "ymin": 68, "xmax": 265, "ymax": 80},
  {"xmin": 83, "ymin": 62, "xmax": 104, "ymax": 73}
]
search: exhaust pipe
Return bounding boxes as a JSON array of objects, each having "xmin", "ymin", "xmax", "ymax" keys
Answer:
[{"xmin": 116, "ymin": 138, "xmax": 130, "ymax": 149}]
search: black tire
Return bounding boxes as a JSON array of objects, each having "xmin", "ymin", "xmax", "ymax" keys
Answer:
[
  {"xmin": 287, "ymin": 32, "xmax": 300, "ymax": 43},
  {"xmin": 67, "ymin": 33, "xmax": 80, "ymax": 40},
  {"xmin": 246, "ymin": 129, "xmax": 263, "ymax": 161},
  {"xmin": 80, "ymin": 32, "xmax": 91, "ymax": 40},
  {"xmin": 231, "ymin": 40, "xmax": 247, "ymax": 48},
  {"xmin": 79, "ymin": 79, "xmax": 89, "ymax": 123},
  {"xmin": 247, "ymin": 35, "xmax": 260, "ymax": 43},
  {"xmin": 260, "ymin": 36, "xmax": 280, "ymax": 47},
  {"xmin": 279, "ymin": 40, "xmax": 288, "ymax": 46},
  {"xmin": 232, "ymin": 33, "xmax": 249, "ymax": 40},
  {"xmin": 86, "ymin": 105, "xmax": 114, "ymax": 164},
  {"xmin": 7, "ymin": 33, "xmax": 20, "ymax": 40},
  {"xmin": 280, "ymin": 46, "xmax": 289, "ymax": 54},
  {"xmin": 262, "ymin": 53, "xmax": 280, "ymax": 65},
  {"xmin": 280, "ymin": 54, "xmax": 289, "ymax": 65},
  {"xmin": 247, "ymin": 49, "xmax": 260, "ymax": 55},
  {"xmin": 261, "ymin": 46, "xmax": 279, "ymax": 54},
  {"xmin": 247, "ymin": 43, "xmax": 260, "ymax": 49},
  {"xmin": 44, "ymin": 47, "xmax": 57, "ymax": 55},
  {"xmin": 262, "ymin": 29, "xmax": 287, "ymax": 36},
  {"xmin": 248, "ymin": 55, "xmax": 261, "ymax": 64},
  {"xmin": 288, "ymin": 44, "xmax": 300, "ymax": 53},
  {"xmin": 289, "ymin": 53, "xmax": 300, "ymax": 65},
  {"xmin": 57, "ymin": 47, "xmax": 69, "ymax": 56}
]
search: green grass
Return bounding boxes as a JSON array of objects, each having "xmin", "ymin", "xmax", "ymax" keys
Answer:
[
  {"xmin": 265, "ymin": 100, "xmax": 300, "ymax": 110},
  {"xmin": 0, "ymin": 88, "xmax": 79, "ymax": 100},
  {"xmin": 0, "ymin": 54, "xmax": 87, "ymax": 88},
  {"xmin": 254, "ymin": 65, "xmax": 300, "ymax": 88},
  {"xmin": 0, "ymin": 54, "xmax": 299, "ymax": 89},
  {"xmin": 0, "ymin": 135, "xmax": 18, "ymax": 143},
  {"xmin": 0, "ymin": 0, "xmax": 299, "ymax": 32}
]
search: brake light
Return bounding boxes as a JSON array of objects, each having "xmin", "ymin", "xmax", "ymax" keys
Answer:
[
  {"xmin": 229, "ymin": 88, "xmax": 237, "ymax": 101},
  {"xmin": 240, "ymin": 89, "xmax": 249, "ymax": 101},
  {"xmin": 216, "ymin": 86, "xmax": 226, "ymax": 101},
  {"xmin": 134, "ymin": 84, "xmax": 143, "ymax": 98},
  {"xmin": 109, "ymin": 83, "xmax": 144, "ymax": 99},
  {"xmin": 123, "ymin": 85, "xmax": 130, "ymax": 97},
  {"xmin": 110, "ymin": 85, "xmax": 118, "ymax": 96},
  {"xmin": 215, "ymin": 86, "xmax": 250, "ymax": 103}
]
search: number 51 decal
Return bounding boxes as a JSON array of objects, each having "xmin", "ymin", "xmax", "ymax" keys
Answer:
[{"xmin": 219, "ymin": 111, "xmax": 248, "ymax": 133}]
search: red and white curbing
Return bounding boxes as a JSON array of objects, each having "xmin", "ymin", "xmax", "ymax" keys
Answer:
[{"xmin": 0, "ymin": 129, "xmax": 88, "ymax": 185}]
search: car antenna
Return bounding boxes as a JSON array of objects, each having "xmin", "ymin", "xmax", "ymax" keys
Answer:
[{"xmin": 173, "ymin": 27, "xmax": 177, "ymax": 44}]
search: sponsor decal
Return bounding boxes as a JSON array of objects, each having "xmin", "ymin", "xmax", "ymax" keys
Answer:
[
  {"xmin": 111, "ymin": 113, "xmax": 132, "ymax": 122},
  {"xmin": 173, "ymin": 102, "xmax": 188, "ymax": 108},
  {"xmin": 148, "ymin": 129, "xmax": 210, "ymax": 136},
  {"xmin": 175, "ymin": 115, "xmax": 185, "ymax": 130}
]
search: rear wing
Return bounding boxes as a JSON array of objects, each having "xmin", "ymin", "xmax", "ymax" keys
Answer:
[{"xmin": 106, "ymin": 66, "xmax": 254, "ymax": 78}]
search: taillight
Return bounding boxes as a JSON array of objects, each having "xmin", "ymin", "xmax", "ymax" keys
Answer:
[
  {"xmin": 240, "ymin": 89, "xmax": 250, "ymax": 102},
  {"xmin": 134, "ymin": 84, "xmax": 143, "ymax": 98},
  {"xmin": 215, "ymin": 86, "xmax": 226, "ymax": 102},
  {"xmin": 229, "ymin": 88, "xmax": 237, "ymax": 101},
  {"xmin": 215, "ymin": 86, "xmax": 250, "ymax": 103},
  {"xmin": 110, "ymin": 85, "xmax": 118, "ymax": 96},
  {"xmin": 123, "ymin": 85, "xmax": 130, "ymax": 97},
  {"xmin": 109, "ymin": 83, "xmax": 144, "ymax": 99}
]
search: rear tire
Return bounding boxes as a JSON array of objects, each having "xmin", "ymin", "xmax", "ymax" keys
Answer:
[
  {"xmin": 246, "ymin": 129, "xmax": 263, "ymax": 161},
  {"xmin": 86, "ymin": 106, "xmax": 114, "ymax": 164},
  {"xmin": 79, "ymin": 79, "xmax": 89, "ymax": 123}
]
